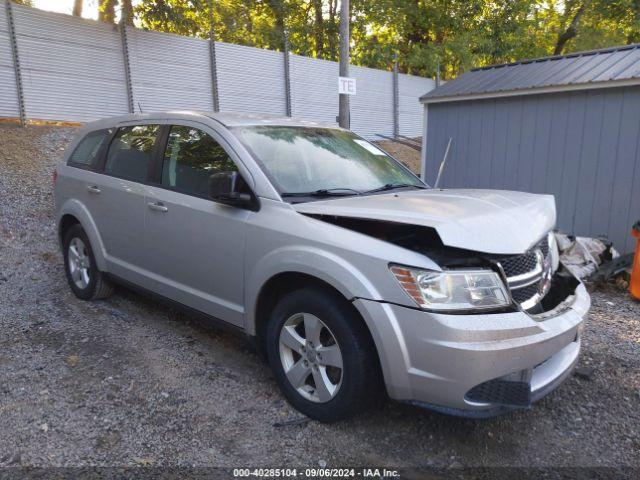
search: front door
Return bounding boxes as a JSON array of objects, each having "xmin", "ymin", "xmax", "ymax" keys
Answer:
[{"xmin": 142, "ymin": 125, "xmax": 251, "ymax": 327}]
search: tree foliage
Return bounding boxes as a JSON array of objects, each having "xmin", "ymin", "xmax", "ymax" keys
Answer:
[{"xmin": 88, "ymin": 0, "xmax": 640, "ymax": 79}]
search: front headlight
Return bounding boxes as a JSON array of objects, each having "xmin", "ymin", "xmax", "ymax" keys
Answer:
[{"xmin": 390, "ymin": 265, "xmax": 511, "ymax": 311}]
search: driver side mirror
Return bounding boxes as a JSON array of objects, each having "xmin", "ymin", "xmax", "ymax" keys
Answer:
[{"xmin": 209, "ymin": 171, "xmax": 253, "ymax": 209}]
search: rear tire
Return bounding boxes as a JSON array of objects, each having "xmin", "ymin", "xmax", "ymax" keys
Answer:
[
  {"xmin": 62, "ymin": 224, "xmax": 113, "ymax": 300},
  {"xmin": 266, "ymin": 286, "xmax": 383, "ymax": 422}
]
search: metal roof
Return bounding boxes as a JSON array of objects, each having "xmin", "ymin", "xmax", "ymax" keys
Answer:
[{"xmin": 421, "ymin": 44, "xmax": 640, "ymax": 103}]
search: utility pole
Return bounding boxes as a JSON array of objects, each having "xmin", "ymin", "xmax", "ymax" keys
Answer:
[
  {"xmin": 283, "ymin": 28, "xmax": 292, "ymax": 117},
  {"xmin": 209, "ymin": 0, "xmax": 220, "ymax": 112},
  {"xmin": 338, "ymin": 0, "xmax": 350, "ymax": 129},
  {"xmin": 392, "ymin": 53, "xmax": 399, "ymax": 138}
]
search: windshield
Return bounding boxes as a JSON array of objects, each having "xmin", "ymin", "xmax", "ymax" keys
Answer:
[{"xmin": 232, "ymin": 126, "xmax": 425, "ymax": 199}]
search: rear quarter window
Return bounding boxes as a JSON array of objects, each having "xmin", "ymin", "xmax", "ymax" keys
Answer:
[{"xmin": 68, "ymin": 128, "xmax": 114, "ymax": 168}]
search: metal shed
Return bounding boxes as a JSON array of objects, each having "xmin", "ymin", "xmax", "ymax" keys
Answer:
[{"xmin": 420, "ymin": 44, "xmax": 640, "ymax": 254}]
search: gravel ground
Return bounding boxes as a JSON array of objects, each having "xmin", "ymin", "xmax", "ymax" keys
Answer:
[
  {"xmin": 0, "ymin": 125, "xmax": 639, "ymax": 472},
  {"xmin": 374, "ymin": 139, "xmax": 422, "ymax": 174}
]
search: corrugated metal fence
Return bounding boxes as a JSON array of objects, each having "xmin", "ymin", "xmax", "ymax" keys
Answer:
[{"xmin": 0, "ymin": 2, "xmax": 434, "ymax": 139}]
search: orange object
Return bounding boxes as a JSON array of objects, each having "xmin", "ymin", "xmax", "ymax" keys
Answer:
[{"xmin": 631, "ymin": 221, "xmax": 640, "ymax": 300}]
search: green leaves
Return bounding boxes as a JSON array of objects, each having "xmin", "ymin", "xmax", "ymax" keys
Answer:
[{"xmin": 120, "ymin": 0, "xmax": 640, "ymax": 80}]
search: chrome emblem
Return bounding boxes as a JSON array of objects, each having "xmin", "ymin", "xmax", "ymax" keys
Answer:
[{"xmin": 537, "ymin": 249, "xmax": 553, "ymax": 296}]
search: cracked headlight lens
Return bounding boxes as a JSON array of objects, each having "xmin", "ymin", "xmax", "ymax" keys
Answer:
[{"xmin": 390, "ymin": 265, "xmax": 510, "ymax": 311}]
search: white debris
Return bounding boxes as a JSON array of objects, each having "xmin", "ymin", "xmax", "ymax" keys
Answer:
[{"xmin": 555, "ymin": 233, "xmax": 619, "ymax": 279}]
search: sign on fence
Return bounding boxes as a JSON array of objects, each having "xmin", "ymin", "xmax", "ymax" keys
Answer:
[{"xmin": 338, "ymin": 77, "xmax": 357, "ymax": 95}]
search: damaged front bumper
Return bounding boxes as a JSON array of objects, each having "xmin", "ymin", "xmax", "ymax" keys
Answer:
[{"xmin": 353, "ymin": 278, "xmax": 590, "ymax": 418}]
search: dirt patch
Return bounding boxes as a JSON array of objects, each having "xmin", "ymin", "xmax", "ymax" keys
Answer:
[{"xmin": 374, "ymin": 139, "xmax": 422, "ymax": 174}]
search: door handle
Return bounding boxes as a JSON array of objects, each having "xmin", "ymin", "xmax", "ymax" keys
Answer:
[
  {"xmin": 86, "ymin": 185, "xmax": 101, "ymax": 194},
  {"xmin": 147, "ymin": 201, "xmax": 168, "ymax": 213}
]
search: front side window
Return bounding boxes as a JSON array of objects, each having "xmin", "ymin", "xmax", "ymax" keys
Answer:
[
  {"xmin": 104, "ymin": 124, "xmax": 160, "ymax": 182},
  {"xmin": 161, "ymin": 126, "xmax": 238, "ymax": 198},
  {"xmin": 68, "ymin": 128, "xmax": 114, "ymax": 168},
  {"xmin": 232, "ymin": 126, "xmax": 425, "ymax": 200}
]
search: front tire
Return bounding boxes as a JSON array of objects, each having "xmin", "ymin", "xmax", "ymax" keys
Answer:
[
  {"xmin": 266, "ymin": 286, "xmax": 383, "ymax": 422},
  {"xmin": 62, "ymin": 224, "xmax": 113, "ymax": 300}
]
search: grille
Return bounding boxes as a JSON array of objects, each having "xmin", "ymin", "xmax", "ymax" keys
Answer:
[
  {"xmin": 500, "ymin": 251, "xmax": 538, "ymax": 277},
  {"xmin": 497, "ymin": 235, "xmax": 551, "ymax": 308},
  {"xmin": 466, "ymin": 379, "xmax": 532, "ymax": 407},
  {"xmin": 500, "ymin": 236, "xmax": 549, "ymax": 277},
  {"xmin": 511, "ymin": 283, "xmax": 540, "ymax": 303}
]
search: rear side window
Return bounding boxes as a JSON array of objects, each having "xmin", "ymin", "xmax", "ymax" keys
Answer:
[
  {"xmin": 105, "ymin": 125, "xmax": 160, "ymax": 183},
  {"xmin": 162, "ymin": 126, "xmax": 238, "ymax": 198},
  {"xmin": 68, "ymin": 128, "xmax": 114, "ymax": 168}
]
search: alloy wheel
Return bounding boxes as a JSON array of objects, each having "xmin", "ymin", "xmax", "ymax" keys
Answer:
[
  {"xmin": 278, "ymin": 312, "xmax": 343, "ymax": 403},
  {"xmin": 68, "ymin": 237, "xmax": 91, "ymax": 289}
]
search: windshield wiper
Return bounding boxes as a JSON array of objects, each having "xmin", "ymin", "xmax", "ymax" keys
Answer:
[
  {"xmin": 363, "ymin": 183, "xmax": 427, "ymax": 194},
  {"xmin": 281, "ymin": 188, "xmax": 362, "ymax": 198}
]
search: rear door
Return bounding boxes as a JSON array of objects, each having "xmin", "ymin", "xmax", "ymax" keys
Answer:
[
  {"xmin": 58, "ymin": 127, "xmax": 115, "ymax": 238},
  {"xmin": 142, "ymin": 124, "xmax": 251, "ymax": 327},
  {"xmin": 91, "ymin": 124, "xmax": 162, "ymax": 281}
]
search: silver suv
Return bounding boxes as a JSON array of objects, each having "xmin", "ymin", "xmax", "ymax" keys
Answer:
[{"xmin": 54, "ymin": 111, "xmax": 589, "ymax": 422}]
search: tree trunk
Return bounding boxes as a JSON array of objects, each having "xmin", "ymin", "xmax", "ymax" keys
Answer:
[
  {"xmin": 338, "ymin": 0, "xmax": 349, "ymax": 129},
  {"xmin": 266, "ymin": 0, "xmax": 287, "ymax": 52},
  {"xmin": 553, "ymin": 3, "xmax": 585, "ymax": 55},
  {"xmin": 328, "ymin": 0, "xmax": 337, "ymax": 60},
  {"xmin": 121, "ymin": 0, "xmax": 134, "ymax": 26},
  {"xmin": 98, "ymin": 0, "xmax": 117, "ymax": 23},
  {"xmin": 406, "ymin": 0, "xmax": 426, "ymax": 45},
  {"xmin": 72, "ymin": 0, "xmax": 83, "ymax": 17},
  {"xmin": 312, "ymin": 0, "xmax": 325, "ymax": 58}
]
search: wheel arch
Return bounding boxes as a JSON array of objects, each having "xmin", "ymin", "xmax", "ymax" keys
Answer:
[
  {"xmin": 58, "ymin": 214, "xmax": 80, "ymax": 243},
  {"xmin": 251, "ymin": 270, "xmax": 383, "ymax": 382},
  {"xmin": 245, "ymin": 247, "xmax": 382, "ymax": 334},
  {"xmin": 253, "ymin": 272, "xmax": 339, "ymax": 356},
  {"xmin": 57, "ymin": 199, "xmax": 108, "ymax": 271}
]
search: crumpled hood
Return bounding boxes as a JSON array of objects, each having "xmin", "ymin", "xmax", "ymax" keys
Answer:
[{"xmin": 293, "ymin": 189, "xmax": 556, "ymax": 255}]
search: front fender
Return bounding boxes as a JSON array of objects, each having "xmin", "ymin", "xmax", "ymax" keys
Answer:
[
  {"xmin": 244, "ymin": 245, "xmax": 382, "ymax": 335},
  {"xmin": 57, "ymin": 199, "xmax": 108, "ymax": 272}
]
